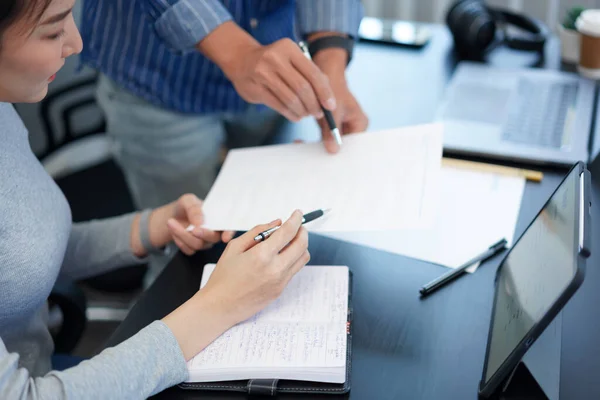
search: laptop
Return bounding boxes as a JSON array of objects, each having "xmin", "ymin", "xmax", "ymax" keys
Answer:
[
  {"xmin": 479, "ymin": 162, "xmax": 591, "ymax": 398},
  {"xmin": 437, "ymin": 62, "xmax": 596, "ymax": 166}
]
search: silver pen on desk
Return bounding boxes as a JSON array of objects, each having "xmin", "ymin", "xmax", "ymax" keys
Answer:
[
  {"xmin": 254, "ymin": 208, "xmax": 331, "ymax": 242},
  {"xmin": 298, "ymin": 41, "xmax": 343, "ymax": 147}
]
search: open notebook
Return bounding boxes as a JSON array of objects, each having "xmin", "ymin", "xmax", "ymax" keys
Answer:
[{"xmin": 185, "ymin": 265, "xmax": 351, "ymax": 387}]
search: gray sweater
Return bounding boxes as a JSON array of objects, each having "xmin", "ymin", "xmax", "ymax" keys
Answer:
[{"xmin": 0, "ymin": 102, "xmax": 188, "ymax": 399}]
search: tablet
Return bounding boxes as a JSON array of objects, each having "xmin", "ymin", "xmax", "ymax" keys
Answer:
[{"xmin": 479, "ymin": 162, "xmax": 592, "ymax": 398}]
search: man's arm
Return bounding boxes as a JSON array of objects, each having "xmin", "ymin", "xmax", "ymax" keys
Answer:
[
  {"xmin": 141, "ymin": 1, "xmax": 344, "ymax": 149},
  {"xmin": 141, "ymin": 0, "xmax": 233, "ymax": 52},
  {"xmin": 296, "ymin": 0, "xmax": 369, "ymax": 153},
  {"xmin": 296, "ymin": 0, "xmax": 364, "ymax": 42}
]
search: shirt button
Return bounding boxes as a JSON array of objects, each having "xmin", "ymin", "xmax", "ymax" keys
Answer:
[{"xmin": 250, "ymin": 18, "xmax": 259, "ymax": 29}]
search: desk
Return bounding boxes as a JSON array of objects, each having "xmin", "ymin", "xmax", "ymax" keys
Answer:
[{"xmin": 106, "ymin": 27, "xmax": 600, "ymax": 399}]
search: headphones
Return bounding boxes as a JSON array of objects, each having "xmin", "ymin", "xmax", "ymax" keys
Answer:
[{"xmin": 446, "ymin": 0, "xmax": 549, "ymax": 64}]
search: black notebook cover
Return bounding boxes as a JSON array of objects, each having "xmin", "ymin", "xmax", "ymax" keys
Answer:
[{"xmin": 178, "ymin": 270, "xmax": 354, "ymax": 396}]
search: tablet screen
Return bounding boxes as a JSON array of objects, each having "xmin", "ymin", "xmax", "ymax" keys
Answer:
[{"xmin": 483, "ymin": 166, "xmax": 580, "ymax": 384}]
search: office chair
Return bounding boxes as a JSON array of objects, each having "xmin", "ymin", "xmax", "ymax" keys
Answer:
[
  {"xmin": 49, "ymin": 279, "xmax": 87, "ymax": 353},
  {"xmin": 34, "ymin": 74, "xmax": 147, "ymax": 352}
]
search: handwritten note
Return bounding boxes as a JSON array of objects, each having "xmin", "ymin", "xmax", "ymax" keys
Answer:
[
  {"xmin": 189, "ymin": 322, "xmax": 346, "ymax": 369},
  {"xmin": 201, "ymin": 124, "xmax": 443, "ymax": 232},
  {"xmin": 187, "ymin": 265, "xmax": 349, "ymax": 383}
]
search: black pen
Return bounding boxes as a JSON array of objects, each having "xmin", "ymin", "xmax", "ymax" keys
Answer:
[
  {"xmin": 298, "ymin": 41, "xmax": 343, "ymax": 147},
  {"xmin": 254, "ymin": 209, "xmax": 331, "ymax": 242},
  {"xmin": 419, "ymin": 238, "xmax": 508, "ymax": 297}
]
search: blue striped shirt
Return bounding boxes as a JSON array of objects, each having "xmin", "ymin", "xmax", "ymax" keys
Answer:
[{"xmin": 80, "ymin": 0, "xmax": 364, "ymax": 115}]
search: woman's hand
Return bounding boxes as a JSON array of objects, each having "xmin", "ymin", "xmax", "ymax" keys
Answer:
[
  {"xmin": 202, "ymin": 210, "xmax": 310, "ymax": 324},
  {"xmin": 131, "ymin": 194, "xmax": 235, "ymax": 257},
  {"xmin": 162, "ymin": 210, "xmax": 309, "ymax": 360}
]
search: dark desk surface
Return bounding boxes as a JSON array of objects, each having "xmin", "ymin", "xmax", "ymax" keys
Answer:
[{"xmin": 106, "ymin": 27, "xmax": 600, "ymax": 399}]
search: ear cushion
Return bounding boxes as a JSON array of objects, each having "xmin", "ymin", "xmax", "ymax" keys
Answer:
[{"xmin": 446, "ymin": 0, "xmax": 497, "ymax": 58}]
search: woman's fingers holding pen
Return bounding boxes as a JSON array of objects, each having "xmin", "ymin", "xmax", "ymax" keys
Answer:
[
  {"xmin": 279, "ymin": 228, "xmax": 310, "ymax": 277},
  {"xmin": 258, "ymin": 210, "xmax": 304, "ymax": 255},
  {"xmin": 225, "ymin": 219, "xmax": 282, "ymax": 255},
  {"xmin": 256, "ymin": 210, "xmax": 309, "ymax": 279},
  {"xmin": 201, "ymin": 210, "xmax": 308, "ymax": 326}
]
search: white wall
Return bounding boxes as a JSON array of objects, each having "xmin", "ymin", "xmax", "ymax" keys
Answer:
[{"xmin": 364, "ymin": 0, "xmax": 600, "ymax": 26}]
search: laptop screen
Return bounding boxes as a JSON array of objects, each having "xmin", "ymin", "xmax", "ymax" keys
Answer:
[{"xmin": 483, "ymin": 166, "xmax": 580, "ymax": 384}]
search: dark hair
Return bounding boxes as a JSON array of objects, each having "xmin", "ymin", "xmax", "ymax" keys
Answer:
[{"xmin": 0, "ymin": 0, "xmax": 53, "ymax": 39}]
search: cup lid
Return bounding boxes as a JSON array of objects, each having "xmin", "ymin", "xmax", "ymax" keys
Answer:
[{"xmin": 576, "ymin": 10, "xmax": 600, "ymax": 37}]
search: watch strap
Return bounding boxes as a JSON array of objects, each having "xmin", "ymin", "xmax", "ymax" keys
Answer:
[{"xmin": 307, "ymin": 35, "xmax": 354, "ymax": 65}]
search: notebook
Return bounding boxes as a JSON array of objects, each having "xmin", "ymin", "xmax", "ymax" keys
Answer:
[{"xmin": 180, "ymin": 264, "xmax": 353, "ymax": 396}]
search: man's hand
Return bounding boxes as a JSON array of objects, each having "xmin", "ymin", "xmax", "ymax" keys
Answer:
[
  {"xmin": 197, "ymin": 23, "xmax": 367, "ymax": 153},
  {"xmin": 198, "ymin": 22, "xmax": 336, "ymax": 123},
  {"xmin": 311, "ymin": 45, "xmax": 368, "ymax": 154}
]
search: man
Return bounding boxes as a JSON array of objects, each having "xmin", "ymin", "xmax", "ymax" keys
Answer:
[{"xmin": 80, "ymin": 0, "xmax": 368, "ymax": 285}]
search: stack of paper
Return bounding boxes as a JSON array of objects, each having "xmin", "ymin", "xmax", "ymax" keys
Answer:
[
  {"xmin": 323, "ymin": 165, "xmax": 525, "ymax": 270},
  {"xmin": 201, "ymin": 123, "xmax": 525, "ymax": 270}
]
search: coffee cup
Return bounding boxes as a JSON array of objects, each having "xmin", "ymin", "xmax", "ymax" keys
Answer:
[{"xmin": 576, "ymin": 10, "xmax": 600, "ymax": 79}]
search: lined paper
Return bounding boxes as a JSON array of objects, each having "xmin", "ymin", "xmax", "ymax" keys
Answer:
[
  {"xmin": 187, "ymin": 265, "xmax": 349, "ymax": 383},
  {"xmin": 201, "ymin": 124, "xmax": 443, "ymax": 232}
]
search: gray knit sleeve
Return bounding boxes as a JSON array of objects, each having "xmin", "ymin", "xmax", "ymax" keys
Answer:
[
  {"xmin": 60, "ymin": 213, "xmax": 148, "ymax": 280},
  {"xmin": 0, "ymin": 321, "xmax": 188, "ymax": 399}
]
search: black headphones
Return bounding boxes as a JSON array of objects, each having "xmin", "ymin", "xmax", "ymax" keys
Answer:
[{"xmin": 446, "ymin": 0, "xmax": 549, "ymax": 64}]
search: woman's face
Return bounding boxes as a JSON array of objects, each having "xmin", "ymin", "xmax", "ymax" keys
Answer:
[{"xmin": 0, "ymin": 0, "xmax": 82, "ymax": 103}]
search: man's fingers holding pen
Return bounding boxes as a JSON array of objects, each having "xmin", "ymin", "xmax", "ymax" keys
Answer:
[
  {"xmin": 229, "ymin": 38, "xmax": 334, "ymax": 123},
  {"xmin": 290, "ymin": 46, "xmax": 336, "ymax": 111}
]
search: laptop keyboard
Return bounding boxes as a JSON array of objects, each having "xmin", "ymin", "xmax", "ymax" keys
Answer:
[{"xmin": 502, "ymin": 79, "xmax": 578, "ymax": 148}]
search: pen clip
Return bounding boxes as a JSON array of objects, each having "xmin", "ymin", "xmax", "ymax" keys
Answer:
[{"xmin": 298, "ymin": 41, "xmax": 309, "ymax": 54}]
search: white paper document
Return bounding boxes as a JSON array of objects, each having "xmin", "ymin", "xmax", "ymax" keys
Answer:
[
  {"xmin": 201, "ymin": 123, "xmax": 443, "ymax": 232},
  {"xmin": 322, "ymin": 166, "xmax": 525, "ymax": 270},
  {"xmin": 187, "ymin": 265, "xmax": 349, "ymax": 383}
]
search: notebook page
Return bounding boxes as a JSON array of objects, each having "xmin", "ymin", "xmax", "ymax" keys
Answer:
[
  {"xmin": 200, "ymin": 264, "xmax": 348, "ymax": 324},
  {"xmin": 201, "ymin": 123, "xmax": 443, "ymax": 232},
  {"xmin": 188, "ymin": 265, "xmax": 349, "ymax": 379}
]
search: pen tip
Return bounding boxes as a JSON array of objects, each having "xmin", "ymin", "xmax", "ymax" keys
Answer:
[{"xmin": 331, "ymin": 128, "xmax": 343, "ymax": 147}]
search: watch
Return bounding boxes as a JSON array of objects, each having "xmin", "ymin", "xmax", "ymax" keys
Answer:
[{"xmin": 307, "ymin": 35, "xmax": 355, "ymax": 66}]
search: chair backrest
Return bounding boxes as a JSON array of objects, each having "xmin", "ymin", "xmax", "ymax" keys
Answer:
[
  {"xmin": 38, "ymin": 74, "xmax": 106, "ymax": 161},
  {"xmin": 37, "ymin": 74, "xmax": 147, "ymax": 308}
]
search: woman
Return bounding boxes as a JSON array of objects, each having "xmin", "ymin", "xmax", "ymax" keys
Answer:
[{"xmin": 0, "ymin": 0, "xmax": 310, "ymax": 398}]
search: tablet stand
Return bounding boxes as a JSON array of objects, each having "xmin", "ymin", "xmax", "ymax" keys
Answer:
[
  {"xmin": 488, "ymin": 313, "xmax": 562, "ymax": 400},
  {"xmin": 498, "ymin": 362, "xmax": 547, "ymax": 400}
]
